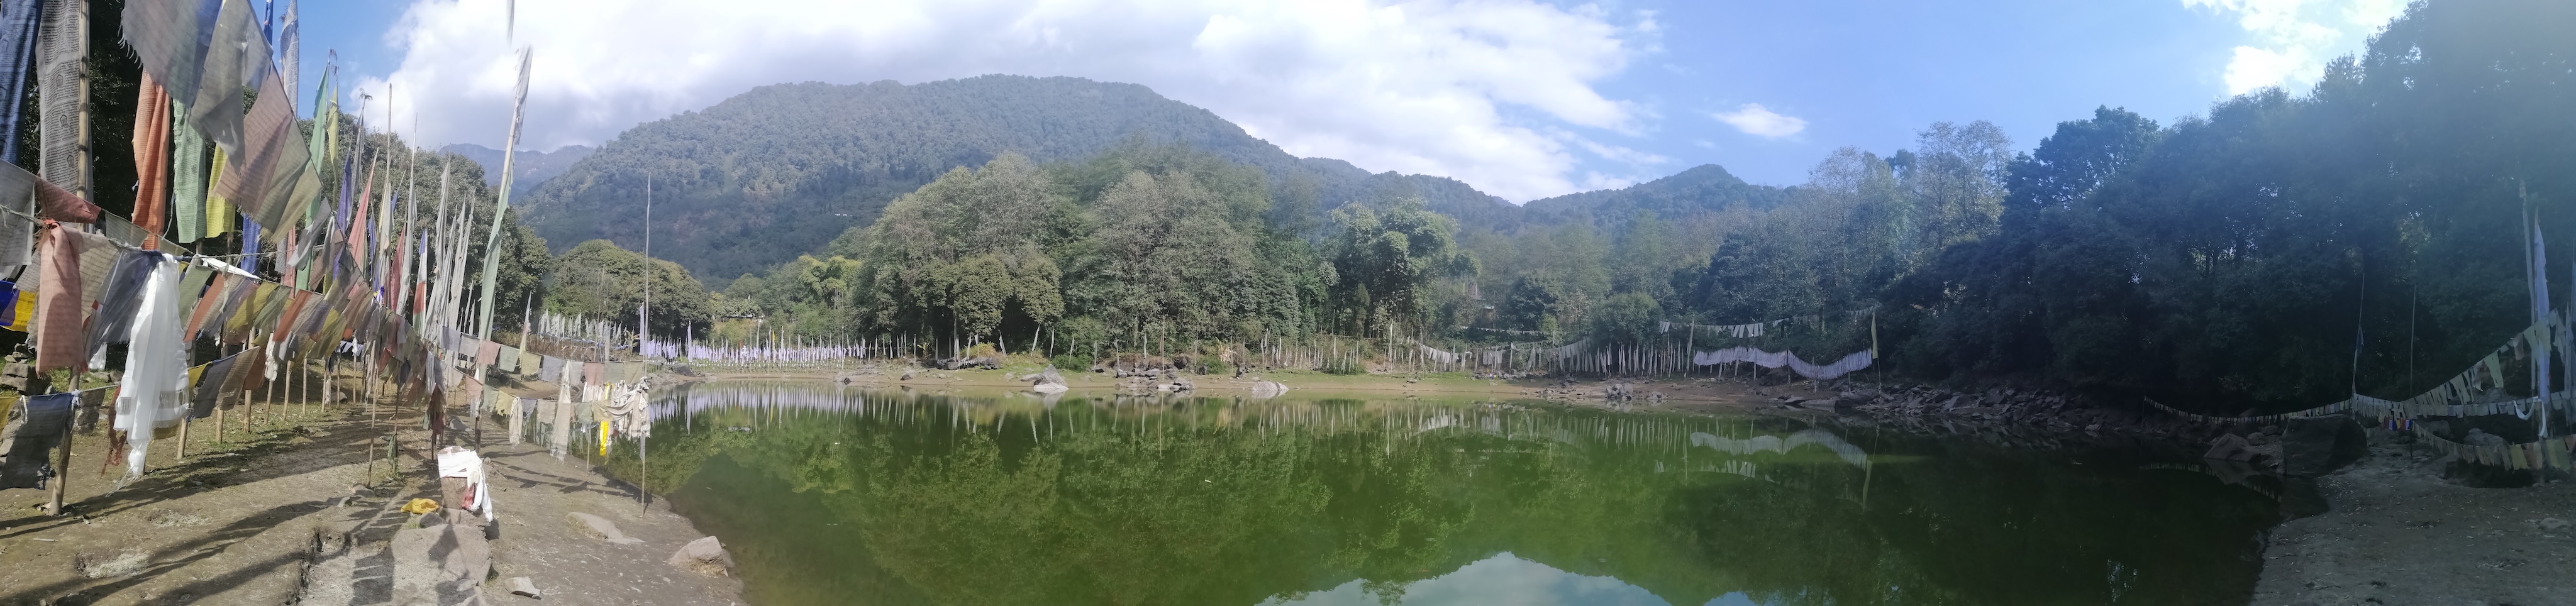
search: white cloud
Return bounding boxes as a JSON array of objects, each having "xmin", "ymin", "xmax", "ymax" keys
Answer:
[
  {"xmin": 2184, "ymin": 0, "xmax": 2407, "ymax": 94},
  {"xmin": 1711, "ymin": 103, "xmax": 1806, "ymax": 139},
  {"xmin": 363, "ymin": 0, "xmax": 1658, "ymax": 202}
]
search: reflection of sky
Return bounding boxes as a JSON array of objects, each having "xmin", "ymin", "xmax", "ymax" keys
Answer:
[{"xmin": 1262, "ymin": 553, "xmax": 1762, "ymax": 606}]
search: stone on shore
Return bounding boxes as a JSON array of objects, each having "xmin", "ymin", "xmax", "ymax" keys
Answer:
[
  {"xmin": 569, "ymin": 512, "xmax": 645, "ymax": 544},
  {"xmin": 669, "ymin": 536, "xmax": 736, "ymax": 576}
]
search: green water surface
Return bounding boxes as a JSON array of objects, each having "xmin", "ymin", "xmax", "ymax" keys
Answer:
[{"xmin": 602, "ymin": 382, "xmax": 2280, "ymax": 606}]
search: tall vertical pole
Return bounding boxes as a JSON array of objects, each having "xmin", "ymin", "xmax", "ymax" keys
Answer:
[
  {"xmin": 640, "ymin": 172, "xmax": 650, "ymax": 354},
  {"xmin": 2525, "ymin": 185, "xmax": 2551, "ymax": 438},
  {"xmin": 474, "ymin": 47, "xmax": 532, "ymax": 338},
  {"xmin": 40, "ymin": 0, "xmax": 88, "ymax": 517},
  {"xmin": 2540, "ymin": 207, "xmax": 2551, "ymax": 438}
]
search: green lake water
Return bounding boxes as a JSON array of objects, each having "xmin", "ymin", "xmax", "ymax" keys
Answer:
[{"xmin": 605, "ymin": 381, "xmax": 2282, "ymax": 606}]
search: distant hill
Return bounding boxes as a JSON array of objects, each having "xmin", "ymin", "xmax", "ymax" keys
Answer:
[
  {"xmin": 518, "ymin": 75, "xmax": 1776, "ymax": 280},
  {"xmin": 441, "ymin": 143, "xmax": 594, "ymax": 191},
  {"xmin": 1521, "ymin": 164, "xmax": 1790, "ymax": 226}
]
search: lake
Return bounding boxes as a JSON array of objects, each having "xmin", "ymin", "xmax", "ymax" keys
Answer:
[{"xmin": 601, "ymin": 381, "xmax": 2282, "ymax": 606}]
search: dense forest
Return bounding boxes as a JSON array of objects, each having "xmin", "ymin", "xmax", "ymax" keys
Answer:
[{"xmin": 516, "ymin": 0, "xmax": 2571, "ymax": 412}]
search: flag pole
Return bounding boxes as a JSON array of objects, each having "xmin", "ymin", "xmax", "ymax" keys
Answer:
[{"xmin": 473, "ymin": 47, "xmax": 532, "ymax": 338}]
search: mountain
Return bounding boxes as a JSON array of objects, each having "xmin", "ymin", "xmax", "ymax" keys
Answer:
[
  {"xmin": 519, "ymin": 75, "xmax": 1532, "ymax": 280},
  {"xmin": 518, "ymin": 74, "xmax": 1775, "ymax": 281},
  {"xmin": 1521, "ymin": 164, "xmax": 1790, "ymax": 226},
  {"xmin": 442, "ymin": 143, "xmax": 596, "ymax": 191}
]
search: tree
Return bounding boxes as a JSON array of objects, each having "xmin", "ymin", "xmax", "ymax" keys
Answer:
[
  {"xmin": 856, "ymin": 153, "xmax": 1068, "ymax": 345},
  {"xmin": 1901, "ymin": 121, "xmax": 2013, "ymax": 259},
  {"xmin": 547, "ymin": 240, "xmax": 712, "ymax": 339},
  {"xmin": 1589, "ymin": 292, "xmax": 1663, "ymax": 347},
  {"xmin": 1329, "ymin": 197, "xmax": 1471, "ymax": 336}
]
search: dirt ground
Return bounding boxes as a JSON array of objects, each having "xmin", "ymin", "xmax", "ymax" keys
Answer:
[
  {"xmin": 467, "ymin": 441, "xmax": 743, "ymax": 605},
  {"xmin": 2251, "ymin": 436, "xmax": 2576, "ymax": 606},
  {"xmin": 0, "ymin": 367, "xmax": 741, "ymax": 606},
  {"xmin": 0, "ymin": 368, "xmax": 403, "ymax": 605}
]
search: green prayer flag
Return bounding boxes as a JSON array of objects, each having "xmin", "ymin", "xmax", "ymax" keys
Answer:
[{"xmin": 171, "ymin": 99, "xmax": 208, "ymax": 243}]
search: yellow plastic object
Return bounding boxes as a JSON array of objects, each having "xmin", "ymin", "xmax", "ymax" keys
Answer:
[
  {"xmin": 598, "ymin": 422, "xmax": 611, "ymax": 456},
  {"xmin": 402, "ymin": 498, "xmax": 441, "ymax": 515}
]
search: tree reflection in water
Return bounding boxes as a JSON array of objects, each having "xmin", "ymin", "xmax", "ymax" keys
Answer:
[{"xmin": 591, "ymin": 382, "xmax": 2277, "ymax": 606}]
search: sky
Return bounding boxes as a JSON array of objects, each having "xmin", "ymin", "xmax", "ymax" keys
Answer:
[{"xmin": 291, "ymin": 0, "xmax": 2409, "ymax": 202}]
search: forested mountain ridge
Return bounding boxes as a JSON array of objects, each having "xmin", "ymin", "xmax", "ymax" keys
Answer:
[
  {"xmin": 1519, "ymin": 164, "xmax": 1790, "ymax": 228},
  {"xmin": 516, "ymin": 75, "xmax": 1541, "ymax": 280},
  {"xmin": 443, "ymin": 143, "xmax": 594, "ymax": 190}
]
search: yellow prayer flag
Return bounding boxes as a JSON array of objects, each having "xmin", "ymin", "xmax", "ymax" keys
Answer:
[
  {"xmin": 205, "ymin": 147, "xmax": 231, "ymax": 238},
  {"xmin": 3, "ymin": 284, "xmax": 32, "ymax": 332}
]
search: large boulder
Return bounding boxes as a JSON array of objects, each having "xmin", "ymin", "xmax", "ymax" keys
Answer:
[
  {"xmin": 669, "ymin": 536, "xmax": 736, "ymax": 576},
  {"xmin": 2280, "ymin": 414, "xmax": 2368, "ymax": 478}
]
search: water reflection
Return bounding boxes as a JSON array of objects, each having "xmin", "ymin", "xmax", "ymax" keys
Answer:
[
  {"xmin": 604, "ymin": 382, "xmax": 2278, "ymax": 606},
  {"xmin": 1265, "ymin": 554, "xmax": 1669, "ymax": 606}
]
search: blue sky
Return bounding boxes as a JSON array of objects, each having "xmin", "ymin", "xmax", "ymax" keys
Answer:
[{"xmin": 293, "ymin": 0, "xmax": 2404, "ymax": 201}]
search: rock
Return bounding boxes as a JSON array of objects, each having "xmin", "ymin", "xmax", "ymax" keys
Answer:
[
  {"xmin": 1248, "ymin": 380, "xmax": 1289, "ymax": 398},
  {"xmin": 669, "ymin": 536, "xmax": 736, "ymax": 576},
  {"xmin": 2280, "ymin": 414, "xmax": 2368, "ymax": 478},
  {"xmin": 508, "ymin": 576, "xmax": 541, "ymax": 598},
  {"xmin": 1030, "ymin": 367, "xmax": 1067, "ymax": 387},
  {"xmin": 2465, "ymin": 428, "xmax": 2507, "ymax": 447},
  {"xmin": 1834, "ymin": 392, "xmax": 1869, "ymax": 411},
  {"xmin": 899, "ymin": 372, "xmax": 914, "ymax": 382},
  {"xmin": 2204, "ymin": 433, "xmax": 2255, "ymax": 461},
  {"xmin": 568, "ymin": 512, "xmax": 644, "ymax": 545},
  {"xmin": 2540, "ymin": 518, "xmax": 2571, "ymax": 532}
]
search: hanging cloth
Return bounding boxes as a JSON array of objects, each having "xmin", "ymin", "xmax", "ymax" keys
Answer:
[
  {"xmin": 130, "ymin": 74, "xmax": 172, "ymax": 251},
  {"xmin": 0, "ymin": 392, "xmax": 72, "ymax": 488},
  {"xmin": 204, "ymin": 148, "xmax": 229, "ymax": 238},
  {"xmin": 182, "ymin": 272, "xmax": 231, "ymax": 338},
  {"xmin": 30, "ymin": 226, "xmax": 98, "ymax": 372},
  {"xmin": 33, "ymin": 0, "xmax": 75, "ymax": 189},
  {"xmin": 0, "ymin": 279, "xmax": 26, "ymax": 331},
  {"xmin": 170, "ymin": 97, "xmax": 206, "ymax": 243},
  {"xmin": 81, "ymin": 250, "xmax": 161, "ymax": 366},
  {"xmin": 113, "ymin": 257, "xmax": 187, "ymax": 478},
  {"xmin": 0, "ymin": 0, "xmax": 42, "ymax": 165},
  {"xmin": 1692, "ymin": 346, "xmax": 1875, "ymax": 380},
  {"xmin": 0, "ymin": 163, "xmax": 31, "ymax": 275}
]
